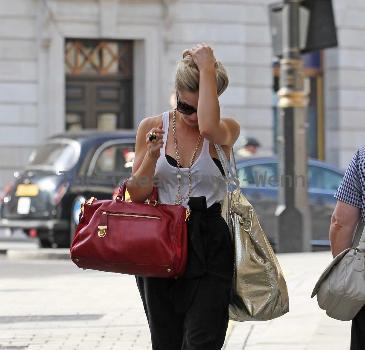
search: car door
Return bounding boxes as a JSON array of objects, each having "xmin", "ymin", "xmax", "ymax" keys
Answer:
[
  {"xmin": 308, "ymin": 165, "xmax": 343, "ymax": 244},
  {"xmin": 85, "ymin": 140, "xmax": 135, "ymax": 199},
  {"xmin": 237, "ymin": 161, "xmax": 279, "ymax": 244}
]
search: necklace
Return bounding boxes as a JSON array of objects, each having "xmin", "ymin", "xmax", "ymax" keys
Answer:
[{"xmin": 172, "ymin": 109, "xmax": 202, "ymax": 205}]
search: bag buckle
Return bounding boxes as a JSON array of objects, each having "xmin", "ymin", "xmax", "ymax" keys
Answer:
[{"xmin": 97, "ymin": 226, "xmax": 107, "ymax": 238}]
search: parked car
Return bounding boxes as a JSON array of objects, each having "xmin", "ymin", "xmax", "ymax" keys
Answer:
[
  {"xmin": 236, "ymin": 157, "xmax": 344, "ymax": 249},
  {"xmin": 0, "ymin": 130, "xmax": 136, "ymax": 247}
]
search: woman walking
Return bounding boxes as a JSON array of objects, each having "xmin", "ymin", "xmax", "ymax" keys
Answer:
[{"xmin": 126, "ymin": 43, "xmax": 240, "ymax": 350}]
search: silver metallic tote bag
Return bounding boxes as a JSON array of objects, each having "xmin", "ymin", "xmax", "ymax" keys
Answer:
[
  {"xmin": 215, "ymin": 145, "xmax": 289, "ymax": 321},
  {"xmin": 311, "ymin": 222, "xmax": 365, "ymax": 321}
]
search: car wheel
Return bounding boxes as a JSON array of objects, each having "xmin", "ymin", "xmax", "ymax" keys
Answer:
[
  {"xmin": 70, "ymin": 196, "xmax": 86, "ymax": 245},
  {"xmin": 38, "ymin": 237, "xmax": 52, "ymax": 248},
  {"xmin": 55, "ymin": 230, "xmax": 71, "ymax": 248}
]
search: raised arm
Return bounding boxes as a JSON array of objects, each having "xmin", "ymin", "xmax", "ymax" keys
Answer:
[{"xmin": 190, "ymin": 44, "xmax": 240, "ymax": 146}]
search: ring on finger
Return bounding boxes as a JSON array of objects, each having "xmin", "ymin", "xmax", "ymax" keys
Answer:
[{"xmin": 148, "ymin": 131, "xmax": 158, "ymax": 142}]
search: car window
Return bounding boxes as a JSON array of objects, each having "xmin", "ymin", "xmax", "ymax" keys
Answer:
[
  {"xmin": 238, "ymin": 163, "xmax": 278, "ymax": 188},
  {"xmin": 92, "ymin": 143, "xmax": 135, "ymax": 176},
  {"xmin": 27, "ymin": 140, "xmax": 80, "ymax": 172},
  {"xmin": 308, "ymin": 166, "xmax": 342, "ymax": 191}
]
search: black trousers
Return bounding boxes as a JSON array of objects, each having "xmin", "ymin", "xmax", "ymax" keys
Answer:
[
  {"xmin": 351, "ymin": 305, "xmax": 365, "ymax": 349},
  {"xmin": 136, "ymin": 197, "xmax": 234, "ymax": 350},
  {"xmin": 136, "ymin": 274, "xmax": 232, "ymax": 350}
]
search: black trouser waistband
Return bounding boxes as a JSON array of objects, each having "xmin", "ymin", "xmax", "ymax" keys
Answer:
[{"xmin": 188, "ymin": 196, "xmax": 222, "ymax": 217}]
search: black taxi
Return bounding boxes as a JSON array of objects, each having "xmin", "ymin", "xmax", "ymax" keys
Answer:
[{"xmin": 0, "ymin": 130, "xmax": 135, "ymax": 247}]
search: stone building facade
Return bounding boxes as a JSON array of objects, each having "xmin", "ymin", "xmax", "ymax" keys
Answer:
[{"xmin": 0, "ymin": 0, "xmax": 364, "ymax": 187}]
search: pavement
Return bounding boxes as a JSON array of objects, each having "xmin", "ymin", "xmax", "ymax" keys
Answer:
[
  {"xmin": 226, "ymin": 252, "xmax": 351, "ymax": 349},
  {"xmin": 0, "ymin": 240, "xmax": 352, "ymax": 350}
]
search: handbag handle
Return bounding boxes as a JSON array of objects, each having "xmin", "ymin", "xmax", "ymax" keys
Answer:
[
  {"xmin": 214, "ymin": 144, "xmax": 240, "ymax": 192},
  {"xmin": 116, "ymin": 180, "xmax": 158, "ymax": 203},
  {"xmin": 353, "ymin": 220, "xmax": 365, "ymax": 248}
]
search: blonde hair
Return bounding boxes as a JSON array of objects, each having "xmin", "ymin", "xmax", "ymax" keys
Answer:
[{"xmin": 175, "ymin": 49, "xmax": 229, "ymax": 96}]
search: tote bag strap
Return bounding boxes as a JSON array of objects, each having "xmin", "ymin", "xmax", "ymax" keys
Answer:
[
  {"xmin": 214, "ymin": 144, "xmax": 240, "ymax": 192},
  {"xmin": 353, "ymin": 220, "xmax": 365, "ymax": 248}
]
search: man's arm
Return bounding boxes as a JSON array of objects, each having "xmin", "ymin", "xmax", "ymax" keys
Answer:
[{"xmin": 329, "ymin": 201, "xmax": 361, "ymax": 257}]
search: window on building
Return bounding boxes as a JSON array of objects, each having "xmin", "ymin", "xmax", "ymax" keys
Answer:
[{"xmin": 65, "ymin": 39, "xmax": 134, "ymax": 131}]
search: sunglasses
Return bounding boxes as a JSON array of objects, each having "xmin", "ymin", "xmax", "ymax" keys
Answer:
[{"xmin": 176, "ymin": 95, "xmax": 197, "ymax": 115}]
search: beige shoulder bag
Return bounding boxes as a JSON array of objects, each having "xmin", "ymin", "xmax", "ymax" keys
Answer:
[
  {"xmin": 311, "ymin": 221, "xmax": 365, "ymax": 321},
  {"xmin": 215, "ymin": 145, "xmax": 289, "ymax": 321}
]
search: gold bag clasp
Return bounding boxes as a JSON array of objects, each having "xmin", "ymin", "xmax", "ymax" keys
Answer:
[{"xmin": 97, "ymin": 226, "xmax": 107, "ymax": 238}]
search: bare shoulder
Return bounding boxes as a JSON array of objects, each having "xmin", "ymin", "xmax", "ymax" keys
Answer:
[
  {"xmin": 137, "ymin": 114, "xmax": 163, "ymax": 132},
  {"xmin": 221, "ymin": 117, "xmax": 240, "ymax": 130},
  {"xmin": 209, "ymin": 117, "xmax": 240, "ymax": 158},
  {"xmin": 221, "ymin": 116, "xmax": 240, "ymax": 145}
]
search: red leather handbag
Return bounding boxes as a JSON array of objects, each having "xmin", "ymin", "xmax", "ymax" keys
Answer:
[{"xmin": 70, "ymin": 183, "xmax": 188, "ymax": 278}]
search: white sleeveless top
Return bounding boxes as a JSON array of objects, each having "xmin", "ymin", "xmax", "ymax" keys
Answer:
[{"xmin": 154, "ymin": 111, "xmax": 227, "ymax": 208}]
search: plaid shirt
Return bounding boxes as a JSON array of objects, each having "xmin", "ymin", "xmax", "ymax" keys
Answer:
[{"xmin": 335, "ymin": 147, "xmax": 365, "ymax": 221}]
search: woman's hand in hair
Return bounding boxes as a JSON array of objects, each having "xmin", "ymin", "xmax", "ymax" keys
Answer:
[{"xmin": 190, "ymin": 43, "xmax": 216, "ymax": 72}]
